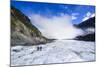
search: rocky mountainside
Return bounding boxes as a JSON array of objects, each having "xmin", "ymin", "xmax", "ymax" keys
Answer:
[
  {"xmin": 75, "ymin": 33, "xmax": 95, "ymax": 41},
  {"xmin": 75, "ymin": 17, "xmax": 95, "ymax": 29},
  {"xmin": 11, "ymin": 6, "xmax": 51, "ymax": 46},
  {"xmin": 74, "ymin": 17, "xmax": 95, "ymax": 41}
]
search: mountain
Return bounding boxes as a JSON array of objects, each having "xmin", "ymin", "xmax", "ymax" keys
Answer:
[
  {"xmin": 75, "ymin": 33, "xmax": 95, "ymax": 41},
  {"xmin": 75, "ymin": 17, "xmax": 95, "ymax": 29},
  {"xmin": 74, "ymin": 17, "xmax": 95, "ymax": 41},
  {"xmin": 11, "ymin": 6, "xmax": 52, "ymax": 46}
]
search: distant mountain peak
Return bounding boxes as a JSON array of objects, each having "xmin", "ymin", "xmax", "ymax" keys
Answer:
[{"xmin": 75, "ymin": 17, "xmax": 95, "ymax": 29}]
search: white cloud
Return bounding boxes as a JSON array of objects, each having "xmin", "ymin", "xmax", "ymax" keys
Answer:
[
  {"xmin": 71, "ymin": 13, "xmax": 79, "ymax": 20},
  {"xmin": 60, "ymin": 13, "xmax": 65, "ymax": 16},
  {"xmin": 72, "ymin": 13, "xmax": 79, "ymax": 16},
  {"xmin": 72, "ymin": 15, "xmax": 77, "ymax": 20},
  {"xmin": 85, "ymin": 28, "xmax": 95, "ymax": 34},
  {"xmin": 30, "ymin": 14, "xmax": 84, "ymax": 39}
]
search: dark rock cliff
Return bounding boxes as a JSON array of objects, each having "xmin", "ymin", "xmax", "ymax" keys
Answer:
[
  {"xmin": 11, "ymin": 6, "xmax": 51, "ymax": 46},
  {"xmin": 74, "ymin": 17, "xmax": 95, "ymax": 42}
]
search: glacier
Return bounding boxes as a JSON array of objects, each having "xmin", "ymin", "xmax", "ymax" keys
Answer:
[{"xmin": 11, "ymin": 40, "xmax": 95, "ymax": 66}]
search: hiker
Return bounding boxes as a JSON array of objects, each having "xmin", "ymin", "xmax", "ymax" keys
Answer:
[{"xmin": 37, "ymin": 46, "xmax": 42, "ymax": 51}]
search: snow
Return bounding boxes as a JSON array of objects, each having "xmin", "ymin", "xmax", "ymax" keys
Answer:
[{"xmin": 11, "ymin": 40, "xmax": 95, "ymax": 66}]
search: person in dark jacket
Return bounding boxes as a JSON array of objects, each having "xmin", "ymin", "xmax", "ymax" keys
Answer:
[{"xmin": 37, "ymin": 46, "xmax": 42, "ymax": 51}]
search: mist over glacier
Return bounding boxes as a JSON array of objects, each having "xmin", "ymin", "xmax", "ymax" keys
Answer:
[{"xmin": 29, "ymin": 14, "xmax": 84, "ymax": 39}]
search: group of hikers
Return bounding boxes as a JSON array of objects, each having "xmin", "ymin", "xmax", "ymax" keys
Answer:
[{"xmin": 37, "ymin": 46, "xmax": 42, "ymax": 51}]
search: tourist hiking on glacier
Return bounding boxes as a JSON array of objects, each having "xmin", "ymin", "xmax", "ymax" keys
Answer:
[{"xmin": 37, "ymin": 46, "xmax": 42, "ymax": 51}]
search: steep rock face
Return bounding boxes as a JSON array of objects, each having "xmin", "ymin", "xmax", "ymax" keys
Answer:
[
  {"xmin": 75, "ymin": 17, "xmax": 95, "ymax": 29},
  {"xmin": 11, "ymin": 6, "xmax": 49, "ymax": 46},
  {"xmin": 75, "ymin": 33, "xmax": 95, "ymax": 41},
  {"xmin": 74, "ymin": 17, "xmax": 95, "ymax": 41}
]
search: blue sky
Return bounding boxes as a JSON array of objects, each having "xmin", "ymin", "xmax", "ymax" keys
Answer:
[
  {"xmin": 11, "ymin": 1, "xmax": 95, "ymax": 39},
  {"xmin": 11, "ymin": 1, "xmax": 95, "ymax": 24}
]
